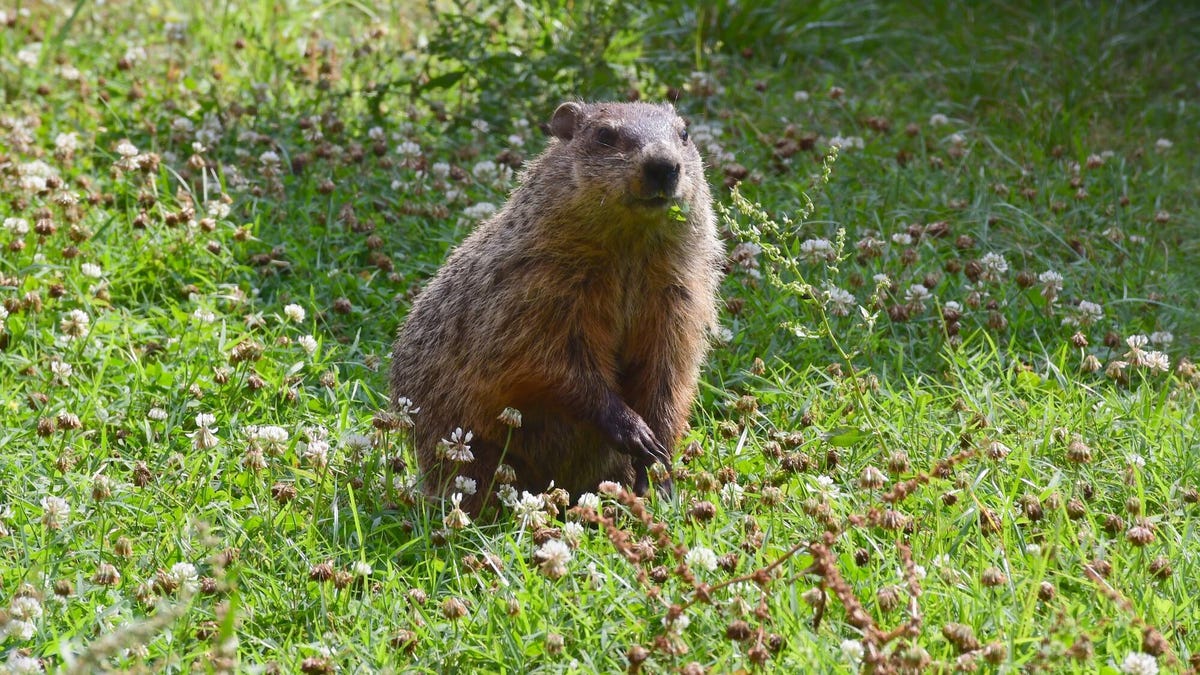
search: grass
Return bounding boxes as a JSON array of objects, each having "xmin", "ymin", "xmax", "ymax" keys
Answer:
[{"xmin": 1, "ymin": 0, "xmax": 1198, "ymax": 672}]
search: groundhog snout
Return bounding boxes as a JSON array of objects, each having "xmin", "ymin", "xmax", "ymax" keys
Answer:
[{"xmin": 642, "ymin": 157, "xmax": 682, "ymax": 197}]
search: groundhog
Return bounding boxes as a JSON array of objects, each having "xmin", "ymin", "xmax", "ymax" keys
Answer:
[{"xmin": 390, "ymin": 101, "xmax": 723, "ymax": 512}]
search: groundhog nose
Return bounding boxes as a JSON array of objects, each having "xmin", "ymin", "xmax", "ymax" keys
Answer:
[{"xmin": 643, "ymin": 157, "xmax": 681, "ymax": 196}]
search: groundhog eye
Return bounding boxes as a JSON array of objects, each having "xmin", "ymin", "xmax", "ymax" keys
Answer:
[
  {"xmin": 595, "ymin": 126, "xmax": 619, "ymax": 147},
  {"xmin": 679, "ymin": 129, "xmax": 689, "ymax": 143}
]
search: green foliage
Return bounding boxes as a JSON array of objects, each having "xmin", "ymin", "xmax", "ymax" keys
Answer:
[{"xmin": 0, "ymin": 0, "xmax": 1197, "ymax": 673}]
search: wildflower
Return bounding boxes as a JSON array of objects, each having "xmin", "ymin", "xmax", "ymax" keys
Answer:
[
  {"xmin": 1149, "ymin": 331, "xmax": 1173, "ymax": 345},
  {"xmin": 438, "ymin": 428, "xmax": 475, "ymax": 463},
  {"xmin": 352, "ymin": 561, "xmax": 372, "ymax": 577},
  {"xmin": 191, "ymin": 413, "xmax": 219, "ymax": 451},
  {"xmin": 512, "ymin": 491, "xmax": 548, "ymax": 530},
  {"xmin": 810, "ymin": 475, "xmax": 842, "ymax": 501},
  {"xmin": 283, "ymin": 303, "xmax": 306, "ymax": 323},
  {"xmin": 800, "ymin": 238, "xmax": 836, "ymax": 263},
  {"xmin": 562, "ymin": 521, "xmax": 584, "ymax": 546},
  {"xmin": 444, "ymin": 493, "xmax": 471, "ymax": 529},
  {"xmin": 60, "ymin": 309, "xmax": 91, "ymax": 339},
  {"xmin": 302, "ymin": 439, "xmax": 331, "ymax": 470},
  {"xmin": 1038, "ymin": 270, "xmax": 1063, "ymax": 301},
  {"xmin": 576, "ymin": 492, "xmax": 601, "ymax": 511},
  {"xmin": 393, "ymin": 397, "xmax": 420, "ymax": 430},
  {"xmin": 6, "ymin": 652, "xmax": 42, "ymax": 673},
  {"xmin": 1154, "ymin": 138, "xmax": 1172, "ymax": 153},
  {"xmin": 452, "ymin": 476, "xmax": 477, "ymax": 495},
  {"xmin": 81, "ymin": 263, "xmax": 103, "ymax": 278},
  {"xmin": 1120, "ymin": 652, "xmax": 1158, "ymax": 675},
  {"xmin": 719, "ymin": 479, "xmax": 745, "ymax": 507},
  {"xmin": 905, "ymin": 284, "xmax": 931, "ymax": 312},
  {"xmin": 41, "ymin": 495, "xmax": 70, "ymax": 529},
  {"xmin": 979, "ymin": 252, "xmax": 1008, "ymax": 282},
  {"xmin": 50, "ymin": 360, "xmax": 73, "ymax": 385},
  {"xmin": 192, "ymin": 308, "xmax": 216, "ymax": 323},
  {"xmin": 929, "ymin": 113, "xmax": 950, "ymax": 126},
  {"xmin": 147, "ymin": 407, "xmax": 168, "ymax": 422},
  {"xmin": 824, "ymin": 285, "xmax": 855, "ymax": 316},
  {"xmin": 462, "ymin": 201, "xmax": 498, "ymax": 222},
  {"xmin": 534, "ymin": 539, "xmax": 572, "ymax": 579},
  {"xmin": 430, "ymin": 162, "xmax": 451, "ymax": 179},
  {"xmin": 298, "ymin": 335, "xmax": 318, "ymax": 354},
  {"xmin": 4, "ymin": 217, "xmax": 30, "ymax": 235},
  {"xmin": 396, "ymin": 140, "xmax": 421, "ymax": 158},
  {"xmin": 685, "ymin": 546, "xmax": 718, "ymax": 572},
  {"xmin": 841, "ymin": 639, "xmax": 865, "ymax": 664},
  {"xmin": 1144, "ymin": 351, "xmax": 1170, "ymax": 373},
  {"xmin": 663, "ymin": 611, "xmax": 690, "ymax": 634},
  {"xmin": 891, "ymin": 232, "xmax": 913, "ymax": 246},
  {"xmin": 259, "ymin": 150, "xmax": 281, "ymax": 166},
  {"xmin": 250, "ymin": 425, "xmax": 289, "ymax": 454},
  {"xmin": 498, "ymin": 407, "xmax": 522, "ymax": 427}
]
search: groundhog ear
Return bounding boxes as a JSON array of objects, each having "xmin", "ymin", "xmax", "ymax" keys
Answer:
[{"xmin": 550, "ymin": 102, "xmax": 585, "ymax": 141}]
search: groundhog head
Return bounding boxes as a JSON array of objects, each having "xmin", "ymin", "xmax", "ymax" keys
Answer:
[{"xmin": 548, "ymin": 101, "xmax": 706, "ymax": 218}]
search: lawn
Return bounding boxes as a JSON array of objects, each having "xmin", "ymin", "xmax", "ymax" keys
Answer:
[{"xmin": 1, "ymin": 1, "xmax": 1198, "ymax": 672}]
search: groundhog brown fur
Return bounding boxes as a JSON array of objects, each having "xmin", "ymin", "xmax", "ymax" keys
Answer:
[{"xmin": 390, "ymin": 101, "xmax": 723, "ymax": 512}]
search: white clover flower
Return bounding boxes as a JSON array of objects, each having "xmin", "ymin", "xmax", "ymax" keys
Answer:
[
  {"xmin": 4, "ymin": 217, "xmax": 30, "ymax": 235},
  {"xmin": 0, "ymin": 305, "xmax": 8, "ymax": 330},
  {"xmin": 192, "ymin": 308, "xmax": 216, "ymax": 323},
  {"xmin": 1149, "ymin": 331, "xmax": 1174, "ymax": 345},
  {"xmin": 811, "ymin": 475, "xmax": 842, "ymax": 501},
  {"xmin": 6, "ymin": 619, "xmax": 37, "ymax": 641},
  {"xmin": 396, "ymin": 140, "xmax": 421, "ymax": 157},
  {"xmin": 512, "ymin": 491, "xmax": 548, "ymax": 530},
  {"xmin": 147, "ymin": 407, "xmax": 168, "ymax": 421},
  {"xmin": 1120, "ymin": 652, "xmax": 1158, "ymax": 675},
  {"xmin": 561, "ymin": 521, "xmax": 584, "ymax": 546},
  {"xmin": 535, "ymin": 539, "xmax": 572, "ymax": 579},
  {"xmin": 352, "ymin": 561, "xmax": 372, "ymax": 577},
  {"xmin": 929, "ymin": 113, "xmax": 950, "ymax": 127},
  {"xmin": 980, "ymin": 252, "xmax": 1009, "ymax": 282},
  {"xmin": 40, "ymin": 495, "xmax": 70, "ymax": 528},
  {"xmin": 684, "ymin": 546, "xmax": 718, "ymax": 572},
  {"xmin": 191, "ymin": 414, "xmax": 219, "ymax": 450},
  {"xmin": 439, "ymin": 427, "xmax": 474, "ymax": 463},
  {"xmin": 471, "ymin": 119, "xmax": 490, "ymax": 134},
  {"xmin": 1126, "ymin": 334, "xmax": 1149, "ymax": 350},
  {"xmin": 662, "ymin": 611, "xmax": 690, "ymax": 634},
  {"xmin": 80, "ymin": 262, "xmax": 103, "ymax": 278},
  {"xmin": 196, "ymin": 413, "xmax": 216, "ymax": 428},
  {"xmin": 840, "ymin": 638, "xmax": 865, "ymax": 664},
  {"xmin": 891, "ymin": 232, "xmax": 913, "ymax": 246},
  {"xmin": 283, "ymin": 303, "xmax": 306, "ymax": 323},
  {"xmin": 55, "ymin": 132, "xmax": 79, "ymax": 153},
  {"xmin": 793, "ymin": 90, "xmax": 810, "ymax": 102},
  {"xmin": 463, "ymin": 202, "xmax": 498, "ymax": 222},
  {"xmin": 1154, "ymin": 138, "xmax": 1173, "ymax": 153},
  {"xmin": 719, "ymin": 481, "xmax": 744, "ymax": 507},
  {"xmin": 825, "ymin": 285, "xmax": 855, "ymax": 317},
  {"xmin": 9, "ymin": 596, "xmax": 43, "ymax": 622},
  {"xmin": 430, "ymin": 162, "xmax": 451, "ymax": 179},
  {"xmin": 1067, "ymin": 300, "xmax": 1104, "ymax": 327},
  {"xmin": 60, "ymin": 309, "xmax": 91, "ymax": 339},
  {"xmin": 50, "ymin": 360, "xmax": 73, "ymax": 384},
  {"xmin": 1038, "ymin": 270, "xmax": 1063, "ymax": 299},
  {"xmin": 259, "ymin": 150, "xmax": 281, "ymax": 166},
  {"xmin": 298, "ymin": 334, "xmax": 318, "ymax": 354},
  {"xmin": 17, "ymin": 43, "xmax": 41, "ymax": 67},
  {"xmin": 452, "ymin": 476, "xmax": 477, "ymax": 496},
  {"xmin": 905, "ymin": 283, "xmax": 931, "ymax": 311},
  {"xmin": 1144, "ymin": 351, "xmax": 1170, "ymax": 373},
  {"xmin": 6, "ymin": 651, "xmax": 43, "ymax": 674},
  {"xmin": 576, "ymin": 492, "xmax": 601, "ymax": 511},
  {"xmin": 302, "ymin": 439, "xmax": 331, "ymax": 469},
  {"xmin": 115, "ymin": 139, "xmax": 139, "ymax": 158},
  {"xmin": 800, "ymin": 238, "xmax": 836, "ymax": 263},
  {"xmin": 168, "ymin": 562, "xmax": 199, "ymax": 591},
  {"xmin": 367, "ymin": 126, "xmax": 385, "ymax": 141}
]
